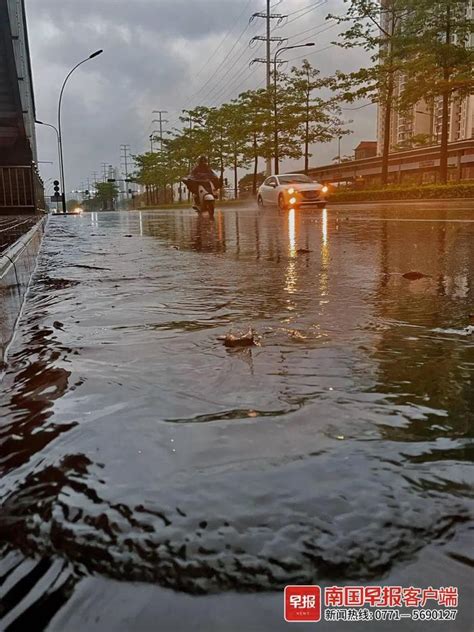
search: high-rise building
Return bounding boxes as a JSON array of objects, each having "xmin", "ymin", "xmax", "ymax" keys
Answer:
[{"xmin": 377, "ymin": 0, "xmax": 474, "ymax": 153}]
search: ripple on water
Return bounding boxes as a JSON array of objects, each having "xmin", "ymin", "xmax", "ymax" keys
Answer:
[{"xmin": 0, "ymin": 209, "xmax": 473, "ymax": 623}]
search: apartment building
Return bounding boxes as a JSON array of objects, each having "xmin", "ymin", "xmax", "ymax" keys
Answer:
[{"xmin": 377, "ymin": 0, "xmax": 474, "ymax": 153}]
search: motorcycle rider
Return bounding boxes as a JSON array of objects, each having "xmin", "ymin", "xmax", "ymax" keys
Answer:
[{"xmin": 188, "ymin": 155, "xmax": 220, "ymax": 209}]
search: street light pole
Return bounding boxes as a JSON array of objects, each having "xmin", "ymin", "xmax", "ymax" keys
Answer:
[
  {"xmin": 35, "ymin": 120, "xmax": 61, "ymax": 179},
  {"xmin": 57, "ymin": 49, "xmax": 103, "ymax": 213},
  {"xmin": 273, "ymin": 43, "xmax": 314, "ymax": 175}
]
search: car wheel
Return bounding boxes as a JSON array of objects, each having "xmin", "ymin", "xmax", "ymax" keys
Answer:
[
  {"xmin": 278, "ymin": 193, "xmax": 287, "ymax": 210},
  {"xmin": 257, "ymin": 195, "xmax": 264, "ymax": 208}
]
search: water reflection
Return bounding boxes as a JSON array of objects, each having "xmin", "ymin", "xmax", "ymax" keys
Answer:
[
  {"xmin": 285, "ymin": 209, "xmax": 297, "ymax": 297},
  {"xmin": 0, "ymin": 205, "xmax": 473, "ymax": 625},
  {"xmin": 320, "ymin": 208, "xmax": 329, "ymax": 297}
]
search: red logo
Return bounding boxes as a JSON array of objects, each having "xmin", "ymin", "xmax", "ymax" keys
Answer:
[{"xmin": 284, "ymin": 585, "xmax": 321, "ymax": 622}]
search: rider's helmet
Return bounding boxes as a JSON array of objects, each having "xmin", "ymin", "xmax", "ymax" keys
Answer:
[{"xmin": 198, "ymin": 155, "xmax": 208, "ymax": 165}]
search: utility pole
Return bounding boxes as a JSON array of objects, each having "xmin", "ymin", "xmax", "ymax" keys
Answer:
[
  {"xmin": 250, "ymin": 3, "xmax": 286, "ymax": 175},
  {"xmin": 120, "ymin": 144, "xmax": 131, "ymax": 200},
  {"xmin": 266, "ymin": 0, "xmax": 271, "ymax": 91},
  {"xmin": 152, "ymin": 110, "xmax": 168, "ymax": 151}
]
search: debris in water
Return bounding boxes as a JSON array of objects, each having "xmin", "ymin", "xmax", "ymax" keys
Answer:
[
  {"xmin": 296, "ymin": 248, "xmax": 312, "ymax": 254},
  {"xmin": 402, "ymin": 271, "xmax": 430, "ymax": 280},
  {"xmin": 433, "ymin": 325, "xmax": 474, "ymax": 336},
  {"xmin": 285, "ymin": 328, "xmax": 307, "ymax": 341},
  {"xmin": 69, "ymin": 264, "xmax": 111, "ymax": 271},
  {"xmin": 218, "ymin": 328, "xmax": 260, "ymax": 348}
]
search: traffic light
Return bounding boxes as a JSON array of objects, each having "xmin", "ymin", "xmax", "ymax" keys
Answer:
[{"xmin": 53, "ymin": 180, "xmax": 60, "ymax": 195}]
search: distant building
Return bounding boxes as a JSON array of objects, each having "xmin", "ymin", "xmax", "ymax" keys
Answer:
[
  {"xmin": 354, "ymin": 141, "xmax": 378, "ymax": 161},
  {"xmin": 377, "ymin": 0, "xmax": 474, "ymax": 154}
]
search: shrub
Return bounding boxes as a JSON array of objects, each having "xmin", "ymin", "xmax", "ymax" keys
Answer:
[{"xmin": 328, "ymin": 183, "xmax": 474, "ymax": 203}]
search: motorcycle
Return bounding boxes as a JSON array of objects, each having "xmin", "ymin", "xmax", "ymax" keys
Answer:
[{"xmin": 182, "ymin": 177, "xmax": 219, "ymax": 215}]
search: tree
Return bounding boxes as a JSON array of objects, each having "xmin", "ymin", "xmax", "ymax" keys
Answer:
[
  {"xmin": 270, "ymin": 71, "xmax": 306, "ymax": 174},
  {"xmin": 94, "ymin": 182, "xmax": 119, "ymax": 210},
  {"xmin": 393, "ymin": 133, "xmax": 434, "ymax": 151},
  {"xmin": 239, "ymin": 171, "xmax": 266, "ymax": 196},
  {"xmin": 330, "ymin": 0, "xmax": 414, "ymax": 185},
  {"xmin": 397, "ymin": 0, "xmax": 474, "ymax": 183},
  {"xmin": 285, "ymin": 60, "xmax": 350, "ymax": 173},
  {"xmin": 218, "ymin": 102, "xmax": 250, "ymax": 198},
  {"xmin": 234, "ymin": 89, "xmax": 269, "ymax": 195}
]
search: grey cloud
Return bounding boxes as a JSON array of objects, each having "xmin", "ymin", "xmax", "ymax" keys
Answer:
[{"xmin": 27, "ymin": 0, "xmax": 374, "ymax": 192}]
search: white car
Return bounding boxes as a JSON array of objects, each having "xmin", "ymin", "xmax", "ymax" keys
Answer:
[{"xmin": 257, "ymin": 173, "xmax": 328, "ymax": 209}]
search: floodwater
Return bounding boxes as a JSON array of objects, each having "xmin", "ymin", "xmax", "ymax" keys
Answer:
[{"xmin": 0, "ymin": 204, "xmax": 473, "ymax": 631}]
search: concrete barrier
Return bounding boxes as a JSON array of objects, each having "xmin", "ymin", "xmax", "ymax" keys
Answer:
[{"xmin": 0, "ymin": 218, "xmax": 45, "ymax": 365}]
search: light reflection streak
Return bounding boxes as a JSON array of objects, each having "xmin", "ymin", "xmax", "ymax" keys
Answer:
[
  {"xmin": 320, "ymin": 208, "xmax": 329, "ymax": 296},
  {"xmin": 285, "ymin": 208, "xmax": 297, "ymax": 297}
]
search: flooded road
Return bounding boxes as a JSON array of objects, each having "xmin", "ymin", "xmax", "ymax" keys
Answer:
[{"xmin": 0, "ymin": 204, "xmax": 473, "ymax": 631}]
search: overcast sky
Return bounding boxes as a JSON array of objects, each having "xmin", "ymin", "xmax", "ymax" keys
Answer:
[{"xmin": 26, "ymin": 0, "xmax": 374, "ymax": 195}]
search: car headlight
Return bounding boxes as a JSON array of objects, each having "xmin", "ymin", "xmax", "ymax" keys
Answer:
[
  {"xmin": 289, "ymin": 197, "xmax": 297, "ymax": 205},
  {"xmin": 287, "ymin": 187, "xmax": 295, "ymax": 195},
  {"xmin": 322, "ymin": 186, "xmax": 329, "ymax": 194}
]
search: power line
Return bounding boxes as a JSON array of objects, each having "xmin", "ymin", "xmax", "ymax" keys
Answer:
[
  {"xmin": 280, "ymin": 0, "xmax": 327, "ymax": 26},
  {"xmin": 286, "ymin": 42, "xmax": 336, "ymax": 62},
  {"xmin": 203, "ymin": 38, "xmax": 266, "ymax": 104},
  {"xmin": 193, "ymin": 0, "xmax": 256, "ymax": 80},
  {"xmin": 285, "ymin": 0, "xmax": 327, "ymax": 17},
  {"xmin": 181, "ymin": 16, "xmax": 259, "ymax": 109},
  {"xmin": 289, "ymin": 21, "xmax": 338, "ymax": 47}
]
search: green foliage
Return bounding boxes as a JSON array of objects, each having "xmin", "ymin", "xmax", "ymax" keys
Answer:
[
  {"xmin": 328, "ymin": 182, "xmax": 474, "ymax": 202},
  {"xmin": 94, "ymin": 182, "xmax": 120, "ymax": 210},
  {"xmin": 132, "ymin": 59, "xmax": 347, "ymax": 197},
  {"xmin": 330, "ymin": 0, "xmax": 473, "ymax": 184},
  {"xmin": 393, "ymin": 133, "xmax": 435, "ymax": 151},
  {"xmin": 284, "ymin": 59, "xmax": 350, "ymax": 171},
  {"xmin": 397, "ymin": 0, "xmax": 474, "ymax": 110},
  {"xmin": 239, "ymin": 171, "xmax": 266, "ymax": 194}
]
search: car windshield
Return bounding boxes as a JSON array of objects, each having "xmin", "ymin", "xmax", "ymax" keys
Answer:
[{"xmin": 278, "ymin": 175, "xmax": 314, "ymax": 184}]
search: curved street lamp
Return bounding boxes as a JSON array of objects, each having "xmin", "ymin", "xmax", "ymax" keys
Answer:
[
  {"xmin": 58, "ymin": 50, "xmax": 103, "ymax": 213},
  {"xmin": 35, "ymin": 120, "xmax": 61, "ymax": 187},
  {"xmin": 273, "ymin": 43, "xmax": 314, "ymax": 174}
]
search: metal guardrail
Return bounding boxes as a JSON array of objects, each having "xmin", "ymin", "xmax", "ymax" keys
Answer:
[
  {"xmin": 0, "ymin": 215, "xmax": 39, "ymax": 254},
  {"xmin": 0, "ymin": 166, "xmax": 34, "ymax": 208}
]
